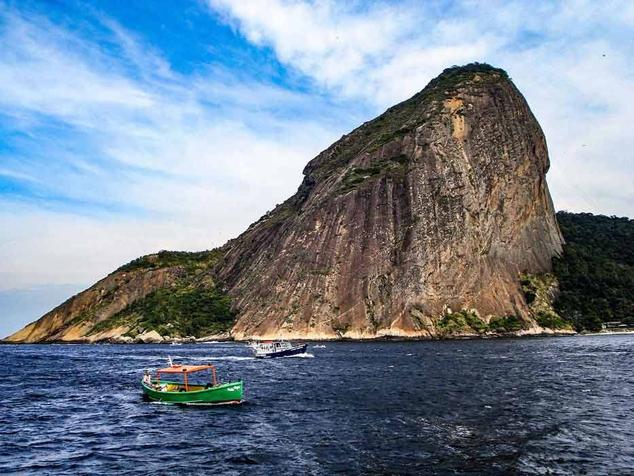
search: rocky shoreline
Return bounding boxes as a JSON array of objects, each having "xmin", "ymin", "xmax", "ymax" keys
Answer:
[
  {"xmin": 3, "ymin": 328, "xmax": 582, "ymax": 344},
  {"xmin": 15, "ymin": 328, "xmax": 634, "ymax": 345}
]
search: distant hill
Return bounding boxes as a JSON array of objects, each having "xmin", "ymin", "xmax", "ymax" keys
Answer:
[{"xmin": 554, "ymin": 212, "xmax": 634, "ymax": 331}]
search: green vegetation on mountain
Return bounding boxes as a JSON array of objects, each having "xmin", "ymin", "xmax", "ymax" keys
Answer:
[
  {"xmin": 553, "ymin": 212, "xmax": 634, "ymax": 331},
  {"xmin": 436, "ymin": 310, "xmax": 528, "ymax": 336},
  {"xmin": 534, "ymin": 311, "xmax": 569, "ymax": 330},
  {"xmin": 91, "ymin": 285, "xmax": 235, "ymax": 338},
  {"xmin": 425, "ymin": 62, "xmax": 509, "ymax": 96},
  {"xmin": 116, "ymin": 249, "xmax": 223, "ymax": 273},
  {"xmin": 488, "ymin": 315, "xmax": 527, "ymax": 332},
  {"xmin": 88, "ymin": 249, "xmax": 235, "ymax": 338},
  {"xmin": 519, "ymin": 273, "xmax": 572, "ymax": 330}
]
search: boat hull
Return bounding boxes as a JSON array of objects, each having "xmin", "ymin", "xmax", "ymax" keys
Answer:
[
  {"xmin": 254, "ymin": 343, "xmax": 308, "ymax": 359},
  {"xmin": 142, "ymin": 380, "xmax": 243, "ymax": 404}
]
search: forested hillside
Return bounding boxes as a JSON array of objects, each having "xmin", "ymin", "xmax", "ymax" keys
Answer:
[{"xmin": 554, "ymin": 212, "xmax": 634, "ymax": 331}]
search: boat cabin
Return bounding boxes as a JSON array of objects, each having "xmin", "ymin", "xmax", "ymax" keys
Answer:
[
  {"xmin": 248, "ymin": 340, "xmax": 307, "ymax": 358},
  {"xmin": 252, "ymin": 341, "xmax": 293, "ymax": 353}
]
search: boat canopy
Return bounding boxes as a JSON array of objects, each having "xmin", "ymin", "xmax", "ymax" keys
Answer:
[
  {"xmin": 155, "ymin": 363, "xmax": 218, "ymax": 391},
  {"xmin": 157, "ymin": 364, "xmax": 214, "ymax": 374}
]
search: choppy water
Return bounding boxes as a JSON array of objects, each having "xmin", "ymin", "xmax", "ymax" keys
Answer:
[{"xmin": 1, "ymin": 335, "xmax": 633, "ymax": 475}]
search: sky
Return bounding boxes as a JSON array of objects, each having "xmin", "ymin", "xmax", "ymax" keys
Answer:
[{"xmin": 1, "ymin": 0, "xmax": 633, "ymax": 337}]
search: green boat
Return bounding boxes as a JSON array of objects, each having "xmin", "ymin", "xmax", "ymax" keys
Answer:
[{"xmin": 141, "ymin": 362, "xmax": 243, "ymax": 405}]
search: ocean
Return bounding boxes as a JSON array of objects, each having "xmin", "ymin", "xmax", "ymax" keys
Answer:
[{"xmin": 1, "ymin": 335, "xmax": 632, "ymax": 474}]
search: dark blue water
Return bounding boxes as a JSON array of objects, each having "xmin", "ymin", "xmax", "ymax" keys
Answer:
[{"xmin": 1, "ymin": 335, "xmax": 633, "ymax": 475}]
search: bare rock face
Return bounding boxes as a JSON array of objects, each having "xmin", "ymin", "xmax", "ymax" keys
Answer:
[
  {"xmin": 215, "ymin": 64, "xmax": 563, "ymax": 339},
  {"xmin": 135, "ymin": 330, "xmax": 164, "ymax": 344}
]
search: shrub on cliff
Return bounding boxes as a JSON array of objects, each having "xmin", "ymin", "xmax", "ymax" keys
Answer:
[
  {"xmin": 488, "ymin": 315, "xmax": 527, "ymax": 333},
  {"xmin": 116, "ymin": 249, "xmax": 223, "ymax": 273}
]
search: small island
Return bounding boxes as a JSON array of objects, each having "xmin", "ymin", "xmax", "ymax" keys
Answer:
[{"xmin": 5, "ymin": 65, "xmax": 634, "ymax": 344}]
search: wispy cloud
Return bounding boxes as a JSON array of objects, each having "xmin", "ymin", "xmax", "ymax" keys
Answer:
[
  {"xmin": 0, "ymin": 4, "xmax": 346, "ymax": 291},
  {"xmin": 209, "ymin": 0, "xmax": 634, "ymax": 217}
]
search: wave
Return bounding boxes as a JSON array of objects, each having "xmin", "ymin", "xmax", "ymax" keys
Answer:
[{"xmin": 288, "ymin": 353, "xmax": 315, "ymax": 359}]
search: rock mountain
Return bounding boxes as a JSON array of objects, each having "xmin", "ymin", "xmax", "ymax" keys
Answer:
[{"xmin": 6, "ymin": 64, "xmax": 568, "ymax": 343}]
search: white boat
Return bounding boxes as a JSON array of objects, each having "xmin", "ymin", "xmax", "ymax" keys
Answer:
[{"xmin": 249, "ymin": 341, "xmax": 308, "ymax": 359}]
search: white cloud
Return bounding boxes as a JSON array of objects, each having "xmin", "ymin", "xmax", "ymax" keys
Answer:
[
  {"xmin": 0, "ymin": 13, "xmax": 155, "ymax": 122},
  {"xmin": 0, "ymin": 7, "xmax": 343, "ymax": 291},
  {"xmin": 209, "ymin": 0, "xmax": 634, "ymax": 218},
  {"xmin": 211, "ymin": 1, "xmax": 412, "ymax": 88},
  {"xmin": 208, "ymin": 0, "xmax": 505, "ymax": 103}
]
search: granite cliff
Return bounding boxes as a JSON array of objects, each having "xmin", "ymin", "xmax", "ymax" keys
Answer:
[
  {"xmin": 217, "ymin": 64, "xmax": 564, "ymax": 339},
  {"xmin": 5, "ymin": 63, "xmax": 569, "ymax": 343}
]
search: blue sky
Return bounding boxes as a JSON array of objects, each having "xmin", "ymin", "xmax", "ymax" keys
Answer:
[{"xmin": 1, "ymin": 0, "xmax": 633, "ymax": 337}]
